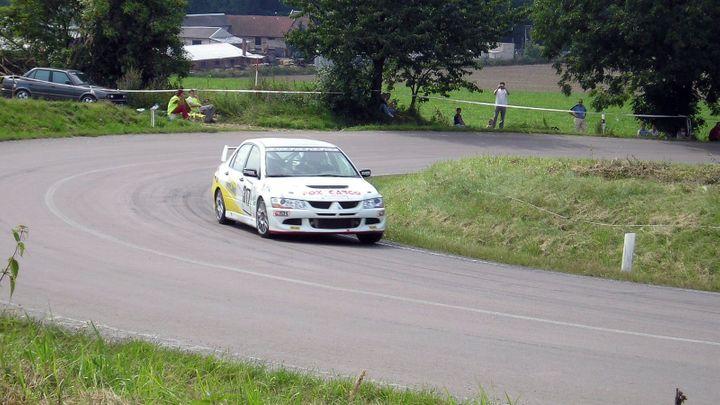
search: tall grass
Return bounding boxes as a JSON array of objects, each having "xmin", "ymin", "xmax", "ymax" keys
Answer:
[
  {"xmin": 0, "ymin": 315, "xmax": 510, "ymax": 404},
  {"xmin": 0, "ymin": 98, "xmax": 208, "ymax": 141},
  {"xmin": 371, "ymin": 157, "xmax": 720, "ymax": 291}
]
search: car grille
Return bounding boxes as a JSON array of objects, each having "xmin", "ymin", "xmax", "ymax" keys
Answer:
[
  {"xmin": 309, "ymin": 218, "xmax": 361, "ymax": 229},
  {"xmin": 308, "ymin": 201, "xmax": 360, "ymax": 209}
]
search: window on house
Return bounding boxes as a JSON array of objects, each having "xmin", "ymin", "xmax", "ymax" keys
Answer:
[
  {"xmin": 192, "ymin": 40, "xmax": 202, "ymax": 45},
  {"xmin": 255, "ymin": 37, "xmax": 261, "ymax": 46}
]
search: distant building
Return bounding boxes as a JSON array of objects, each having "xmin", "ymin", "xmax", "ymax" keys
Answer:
[
  {"xmin": 184, "ymin": 43, "xmax": 264, "ymax": 71},
  {"xmin": 182, "ymin": 13, "xmax": 231, "ymax": 31},
  {"xmin": 482, "ymin": 43, "xmax": 516, "ymax": 60},
  {"xmin": 180, "ymin": 26, "xmax": 244, "ymax": 46},
  {"xmin": 227, "ymin": 15, "xmax": 308, "ymax": 58}
]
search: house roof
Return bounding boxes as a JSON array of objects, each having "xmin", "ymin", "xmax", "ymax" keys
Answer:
[
  {"xmin": 183, "ymin": 43, "xmax": 264, "ymax": 61},
  {"xmin": 183, "ymin": 13, "xmax": 230, "ymax": 29},
  {"xmin": 180, "ymin": 27, "xmax": 243, "ymax": 44},
  {"xmin": 228, "ymin": 15, "xmax": 296, "ymax": 38}
]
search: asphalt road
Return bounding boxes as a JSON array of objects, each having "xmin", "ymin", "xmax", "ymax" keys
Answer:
[{"xmin": 1, "ymin": 131, "xmax": 719, "ymax": 404}]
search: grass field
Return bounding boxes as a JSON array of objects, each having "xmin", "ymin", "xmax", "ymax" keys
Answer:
[
  {"xmin": 371, "ymin": 157, "xmax": 720, "ymax": 291},
  {"xmin": 0, "ymin": 315, "xmax": 508, "ymax": 405},
  {"xmin": 0, "ymin": 98, "xmax": 210, "ymax": 141}
]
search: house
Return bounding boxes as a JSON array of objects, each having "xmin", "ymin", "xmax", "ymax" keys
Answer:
[
  {"xmin": 184, "ymin": 43, "xmax": 264, "ymax": 71},
  {"xmin": 180, "ymin": 26, "xmax": 245, "ymax": 46},
  {"xmin": 227, "ymin": 15, "xmax": 308, "ymax": 58},
  {"xmin": 182, "ymin": 13, "xmax": 232, "ymax": 31}
]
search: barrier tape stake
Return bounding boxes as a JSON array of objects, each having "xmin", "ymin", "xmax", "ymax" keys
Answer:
[{"xmin": 621, "ymin": 233, "xmax": 636, "ymax": 272}]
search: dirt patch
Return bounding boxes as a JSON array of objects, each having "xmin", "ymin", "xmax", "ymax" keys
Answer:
[
  {"xmin": 467, "ymin": 64, "xmax": 582, "ymax": 93},
  {"xmin": 569, "ymin": 158, "xmax": 720, "ymax": 185},
  {"xmin": 269, "ymin": 64, "xmax": 581, "ymax": 93}
]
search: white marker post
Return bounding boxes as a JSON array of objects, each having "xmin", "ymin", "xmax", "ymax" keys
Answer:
[
  {"xmin": 621, "ymin": 233, "xmax": 636, "ymax": 272},
  {"xmin": 601, "ymin": 113, "xmax": 607, "ymax": 135},
  {"xmin": 151, "ymin": 109, "xmax": 156, "ymax": 128}
]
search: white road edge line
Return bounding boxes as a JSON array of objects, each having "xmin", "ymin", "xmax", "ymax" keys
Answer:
[{"xmin": 43, "ymin": 163, "xmax": 720, "ymax": 348}]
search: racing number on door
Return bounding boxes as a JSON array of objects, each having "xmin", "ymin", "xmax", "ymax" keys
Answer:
[{"xmin": 242, "ymin": 186, "xmax": 251, "ymax": 205}]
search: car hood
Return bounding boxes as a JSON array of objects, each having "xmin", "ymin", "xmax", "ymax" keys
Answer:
[{"xmin": 263, "ymin": 176, "xmax": 380, "ymax": 201}]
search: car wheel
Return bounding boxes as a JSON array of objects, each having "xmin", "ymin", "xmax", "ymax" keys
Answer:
[
  {"xmin": 357, "ymin": 232, "xmax": 383, "ymax": 244},
  {"xmin": 80, "ymin": 95, "xmax": 96, "ymax": 103},
  {"xmin": 214, "ymin": 190, "xmax": 229, "ymax": 224},
  {"xmin": 15, "ymin": 89, "xmax": 30, "ymax": 99},
  {"xmin": 255, "ymin": 198, "xmax": 272, "ymax": 238}
]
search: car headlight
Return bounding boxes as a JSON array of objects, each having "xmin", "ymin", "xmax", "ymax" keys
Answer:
[
  {"xmin": 362, "ymin": 197, "xmax": 384, "ymax": 209},
  {"xmin": 271, "ymin": 197, "xmax": 307, "ymax": 209}
]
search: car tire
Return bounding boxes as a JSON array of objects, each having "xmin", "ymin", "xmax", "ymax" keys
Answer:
[
  {"xmin": 255, "ymin": 198, "xmax": 272, "ymax": 238},
  {"xmin": 15, "ymin": 89, "xmax": 30, "ymax": 99},
  {"xmin": 357, "ymin": 232, "xmax": 383, "ymax": 244},
  {"xmin": 80, "ymin": 95, "xmax": 96, "ymax": 103},
  {"xmin": 214, "ymin": 190, "xmax": 229, "ymax": 224}
]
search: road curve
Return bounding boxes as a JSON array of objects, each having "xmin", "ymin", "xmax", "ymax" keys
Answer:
[{"xmin": 1, "ymin": 131, "xmax": 719, "ymax": 404}]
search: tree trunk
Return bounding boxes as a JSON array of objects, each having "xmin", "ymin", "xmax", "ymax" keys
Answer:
[{"xmin": 371, "ymin": 57, "xmax": 385, "ymax": 104}]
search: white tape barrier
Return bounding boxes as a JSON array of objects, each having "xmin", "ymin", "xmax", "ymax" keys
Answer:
[{"xmin": 427, "ymin": 96, "xmax": 687, "ymax": 119}]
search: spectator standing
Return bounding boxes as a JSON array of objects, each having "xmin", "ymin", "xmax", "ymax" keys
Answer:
[
  {"xmin": 569, "ymin": 99, "xmax": 587, "ymax": 132},
  {"xmin": 492, "ymin": 82, "xmax": 509, "ymax": 129},
  {"xmin": 380, "ymin": 93, "xmax": 395, "ymax": 118},
  {"xmin": 709, "ymin": 122, "xmax": 720, "ymax": 142},
  {"xmin": 167, "ymin": 89, "xmax": 189, "ymax": 119},
  {"xmin": 187, "ymin": 89, "xmax": 216, "ymax": 123},
  {"xmin": 454, "ymin": 108, "xmax": 465, "ymax": 127}
]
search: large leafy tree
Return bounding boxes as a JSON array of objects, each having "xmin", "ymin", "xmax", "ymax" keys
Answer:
[
  {"xmin": 533, "ymin": 0, "xmax": 720, "ymax": 131},
  {"xmin": 0, "ymin": 0, "xmax": 84, "ymax": 73},
  {"xmin": 77, "ymin": 0, "xmax": 190, "ymax": 86},
  {"xmin": 186, "ymin": 0, "xmax": 291, "ymax": 15},
  {"xmin": 286, "ymin": 0, "xmax": 521, "ymax": 117},
  {"xmin": 386, "ymin": 0, "xmax": 519, "ymax": 111},
  {"xmin": 0, "ymin": 0, "xmax": 189, "ymax": 86}
]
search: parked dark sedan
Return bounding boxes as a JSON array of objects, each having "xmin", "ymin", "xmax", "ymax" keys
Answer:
[{"xmin": 1, "ymin": 68, "xmax": 126, "ymax": 104}]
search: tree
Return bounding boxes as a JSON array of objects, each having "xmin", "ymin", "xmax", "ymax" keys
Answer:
[
  {"xmin": 386, "ymin": 0, "xmax": 520, "ymax": 112},
  {"xmin": 286, "ymin": 0, "xmax": 521, "ymax": 118},
  {"xmin": 532, "ymin": 0, "xmax": 720, "ymax": 132},
  {"xmin": 77, "ymin": 0, "xmax": 190, "ymax": 86},
  {"xmin": 0, "ymin": 0, "xmax": 84, "ymax": 73}
]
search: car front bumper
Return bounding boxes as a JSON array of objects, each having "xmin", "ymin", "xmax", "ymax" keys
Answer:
[{"xmin": 267, "ymin": 205, "xmax": 385, "ymax": 234}]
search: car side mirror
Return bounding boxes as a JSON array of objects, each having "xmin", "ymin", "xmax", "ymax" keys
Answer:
[
  {"xmin": 360, "ymin": 169, "xmax": 372, "ymax": 178},
  {"xmin": 243, "ymin": 168, "xmax": 259, "ymax": 178}
]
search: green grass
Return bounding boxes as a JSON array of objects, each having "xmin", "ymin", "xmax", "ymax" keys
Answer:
[
  {"xmin": 371, "ymin": 157, "xmax": 720, "ymax": 291},
  {"xmin": 0, "ymin": 98, "xmax": 212, "ymax": 141},
  {"xmin": 0, "ymin": 315, "xmax": 509, "ymax": 404}
]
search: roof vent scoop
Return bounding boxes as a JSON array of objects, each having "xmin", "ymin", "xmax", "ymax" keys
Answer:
[{"xmin": 306, "ymin": 185, "xmax": 348, "ymax": 189}]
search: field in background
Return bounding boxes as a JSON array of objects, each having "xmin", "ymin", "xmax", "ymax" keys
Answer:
[{"xmin": 178, "ymin": 65, "xmax": 719, "ymax": 139}]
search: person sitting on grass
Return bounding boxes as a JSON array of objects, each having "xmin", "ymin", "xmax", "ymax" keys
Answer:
[
  {"xmin": 454, "ymin": 108, "xmax": 465, "ymax": 128},
  {"xmin": 167, "ymin": 89, "xmax": 189, "ymax": 120},
  {"xmin": 186, "ymin": 89, "xmax": 216, "ymax": 123},
  {"xmin": 708, "ymin": 122, "xmax": 720, "ymax": 142}
]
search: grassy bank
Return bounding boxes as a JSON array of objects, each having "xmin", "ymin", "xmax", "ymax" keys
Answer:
[
  {"xmin": 0, "ymin": 315, "xmax": 505, "ymax": 404},
  {"xmin": 0, "ymin": 98, "xmax": 211, "ymax": 141},
  {"xmin": 371, "ymin": 157, "xmax": 720, "ymax": 291}
]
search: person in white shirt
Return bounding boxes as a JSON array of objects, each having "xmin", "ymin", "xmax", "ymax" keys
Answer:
[{"xmin": 492, "ymin": 82, "xmax": 509, "ymax": 129}]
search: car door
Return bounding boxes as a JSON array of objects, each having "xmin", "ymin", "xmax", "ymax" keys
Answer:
[
  {"xmin": 223, "ymin": 144, "xmax": 252, "ymax": 215},
  {"xmin": 28, "ymin": 69, "xmax": 52, "ymax": 99},
  {"xmin": 240, "ymin": 145, "xmax": 261, "ymax": 217},
  {"xmin": 49, "ymin": 71, "xmax": 78, "ymax": 100}
]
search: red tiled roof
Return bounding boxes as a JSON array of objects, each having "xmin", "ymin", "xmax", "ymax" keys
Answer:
[{"xmin": 228, "ymin": 15, "xmax": 296, "ymax": 38}]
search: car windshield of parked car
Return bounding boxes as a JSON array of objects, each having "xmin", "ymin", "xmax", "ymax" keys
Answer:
[
  {"xmin": 265, "ymin": 148, "xmax": 359, "ymax": 178},
  {"xmin": 71, "ymin": 72, "xmax": 91, "ymax": 85}
]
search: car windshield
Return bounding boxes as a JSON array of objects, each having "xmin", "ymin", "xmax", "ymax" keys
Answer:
[
  {"xmin": 265, "ymin": 148, "xmax": 359, "ymax": 178},
  {"xmin": 71, "ymin": 71, "xmax": 91, "ymax": 85}
]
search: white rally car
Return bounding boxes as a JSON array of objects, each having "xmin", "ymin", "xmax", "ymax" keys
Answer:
[{"xmin": 211, "ymin": 138, "xmax": 386, "ymax": 243}]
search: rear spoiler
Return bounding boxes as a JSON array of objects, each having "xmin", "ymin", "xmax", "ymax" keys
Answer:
[{"xmin": 221, "ymin": 145, "xmax": 238, "ymax": 163}]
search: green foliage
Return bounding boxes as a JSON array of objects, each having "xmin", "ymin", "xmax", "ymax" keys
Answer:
[
  {"xmin": 0, "ymin": 0, "xmax": 190, "ymax": 86},
  {"xmin": 0, "ymin": 0, "xmax": 84, "ymax": 73},
  {"xmin": 0, "ymin": 316, "xmax": 510, "ymax": 404},
  {"xmin": 286, "ymin": 0, "xmax": 524, "ymax": 119},
  {"xmin": 532, "ymin": 0, "xmax": 720, "ymax": 132},
  {"xmin": 372, "ymin": 157, "xmax": 720, "ymax": 291},
  {"xmin": 76, "ymin": 0, "xmax": 190, "ymax": 87},
  {"xmin": 1, "ymin": 225, "xmax": 28, "ymax": 299}
]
